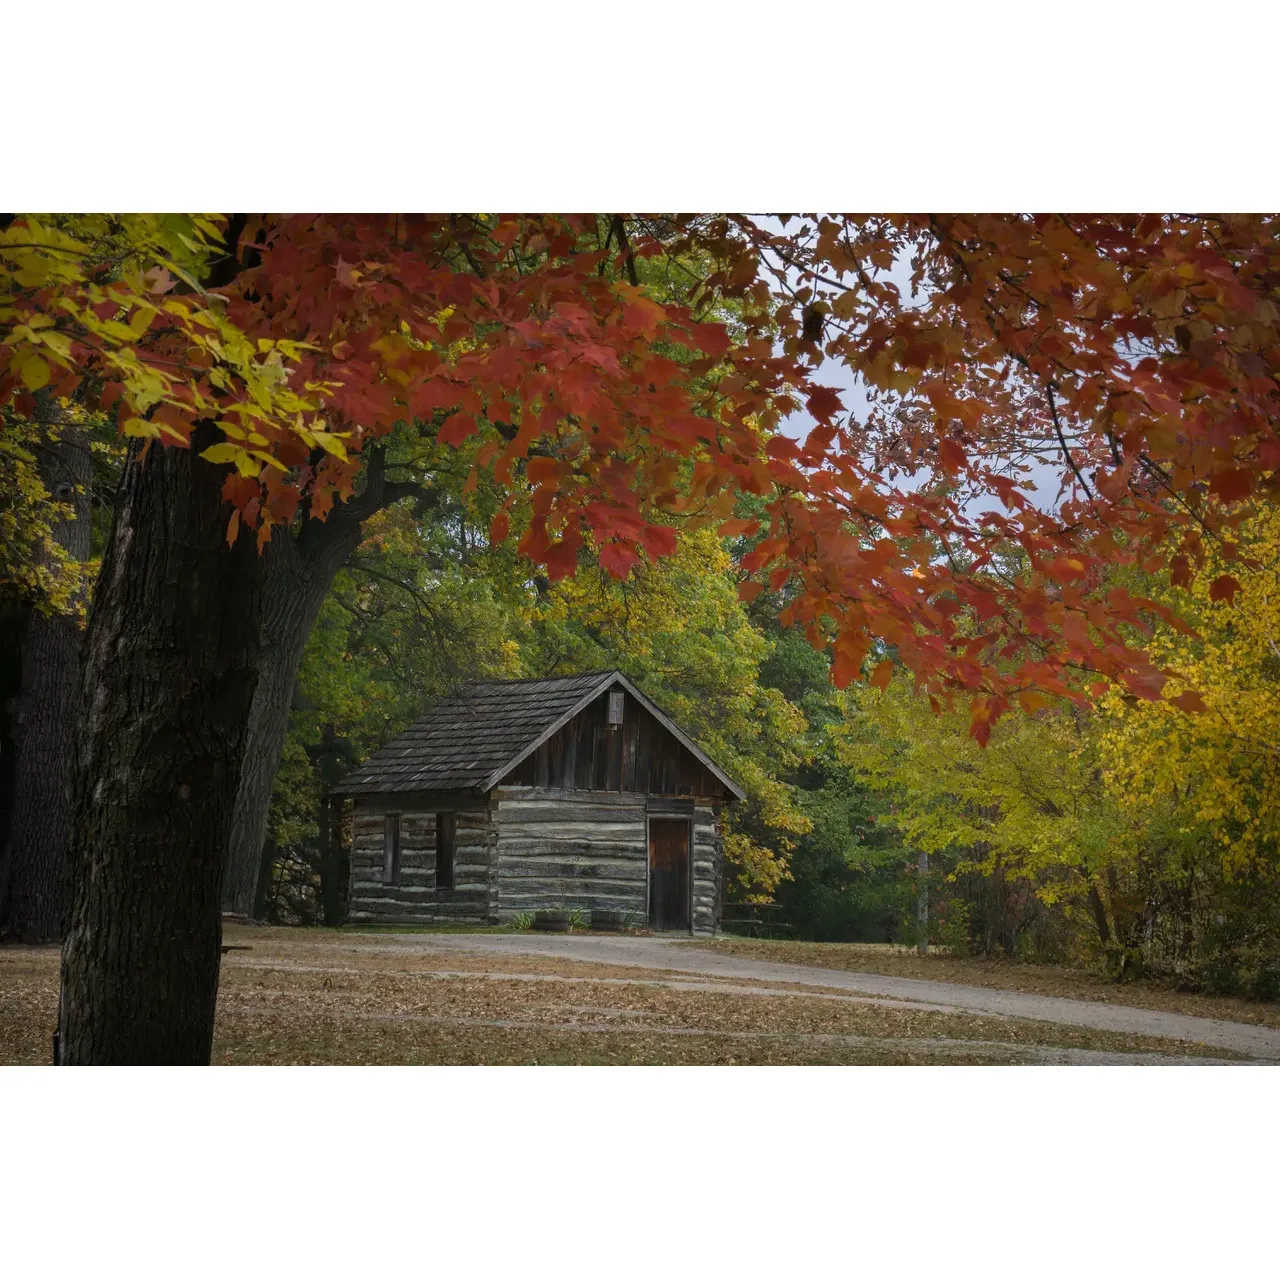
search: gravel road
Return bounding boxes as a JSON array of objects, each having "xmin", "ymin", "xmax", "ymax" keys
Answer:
[{"xmin": 392, "ymin": 932, "xmax": 1280, "ymax": 1061}]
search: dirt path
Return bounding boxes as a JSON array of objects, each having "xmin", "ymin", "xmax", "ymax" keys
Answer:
[{"xmin": 396, "ymin": 932, "xmax": 1280, "ymax": 1061}]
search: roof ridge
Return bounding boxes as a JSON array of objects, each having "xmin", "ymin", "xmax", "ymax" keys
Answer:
[{"xmin": 452, "ymin": 668, "xmax": 620, "ymax": 689}]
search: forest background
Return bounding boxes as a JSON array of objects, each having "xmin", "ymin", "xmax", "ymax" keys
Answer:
[{"xmin": 268, "ymin": 473, "xmax": 1280, "ymax": 1000}]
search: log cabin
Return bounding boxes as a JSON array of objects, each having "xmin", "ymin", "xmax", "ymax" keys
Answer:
[{"xmin": 331, "ymin": 670, "xmax": 745, "ymax": 934}]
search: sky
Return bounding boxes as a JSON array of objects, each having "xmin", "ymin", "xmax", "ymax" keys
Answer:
[{"xmin": 752, "ymin": 215, "xmax": 1069, "ymax": 520}]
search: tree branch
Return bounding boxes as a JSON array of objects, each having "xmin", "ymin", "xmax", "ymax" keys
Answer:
[
  {"xmin": 611, "ymin": 216, "xmax": 640, "ymax": 288},
  {"xmin": 1046, "ymin": 382, "xmax": 1095, "ymax": 501}
]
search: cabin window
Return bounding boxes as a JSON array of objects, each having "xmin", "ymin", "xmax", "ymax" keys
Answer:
[
  {"xmin": 383, "ymin": 813, "xmax": 401, "ymax": 884},
  {"xmin": 607, "ymin": 689, "xmax": 625, "ymax": 725},
  {"xmin": 436, "ymin": 812, "xmax": 456, "ymax": 889}
]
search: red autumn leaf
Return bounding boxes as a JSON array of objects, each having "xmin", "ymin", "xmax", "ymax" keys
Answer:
[
  {"xmin": 437, "ymin": 413, "xmax": 477, "ymax": 448},
  {"xmin": 1209, "ymin": 469, "xmax": 1253, "ymax": 502},
  {"xmin": 276, "ymin": 435, "xmax": 311, "ymax": 467},
  {"xmin": 1044, "ymin": 555, "xmax": 1088, "ymax": 583},
  {"xmin": 684, "ymin": 321, "xmax": 731, "ymax": 357},
  {"xmin": 869, "ymin": 659, "xmax": 894, "ymax": 690},
  {"xmin": 623, "ymin": 297, "xmax": 666, "ymax": 334},
  {"xmin": 598, "ymin": 541, "xmax": 640, "ymax": 578},
  {"xmin": 544, "ymin": 540, "xmax": 580, "ymax": 581},
  {"xmin": 968, "ymin": 700, "xmax": 993, "ymax": 746},
  {"xmin": 937, "ymin": 438, "xmax": 967, "ymax": 471},
  {"xmin": 220, "ymin": 472, "xmax": 261, "ymax": 511},
  {"xmin": 412, "ymin": 379, "xmax": 462, "ymax": 414},
  {"xmin": 717, "ymin": 517, "xmax": 759, "ymax": 538},
  {"xmin": 526, "ymin": 456, "xmax": 558, "ymax": 485},
  {"xmin": 639, "ymin": 523, "xmax": 677, "ymax": 560},
  {"xmin": 333, "ymin": 256, "xmax": 360, "ymax": 288},
  {"xmin": 805, "ymin": 385, "xmax": 844, "ymax": 423},
  {"xmin": 1172, "ymin": 690, "xmax": 1207, "ymax": 713},
  {"xmin": 1209, "ymin": 574, "xmax": 1241, "ymax": 603},
  {"xmin": 489, "ymin": 510, "xmax": 510, "ymax": 544}
]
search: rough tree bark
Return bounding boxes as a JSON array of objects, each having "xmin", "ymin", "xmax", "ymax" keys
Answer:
[
  {"xmin": 5, "ymin": 411, "xmax": 92, "ymax": 943},
  {"xmin": 221, "ymin": 448, "xmax": 429, "ymax": 916},
  {"xmin": 57, "ymin": 424, "xmax": 264, "ymax": 1064}
]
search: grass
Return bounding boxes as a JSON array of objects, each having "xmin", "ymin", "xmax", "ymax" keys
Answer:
[
  {"xmin": 0, "ymin": 926, "xmax": 1253, "ymax": 1066},
  {"xmin": 342, "ymin": 923, "xmax": 512, "ymax": 935},
  {"xmin": 681, "ymin": 937, "xmax": 1280, "ymax": 1030}
]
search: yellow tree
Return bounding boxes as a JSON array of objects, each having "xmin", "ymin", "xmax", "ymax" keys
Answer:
[
  {"xmin": 531, "ymin": 527, "xmax": 811, "ymax": 900},
  {"xmin": 836, "ymin": 676, "xmax": 1141, "ymax": 958},
  {"xmin": 1100, "ymin": 505, "xmax": 1280, "ymax": 873}
]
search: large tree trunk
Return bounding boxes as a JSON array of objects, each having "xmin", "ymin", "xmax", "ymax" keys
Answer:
[
  {"xmin": 221, "ymin": 448, "xmax": 424, "ymax": 916},
  {"xmin": 57, "ymin": 426, "xmax": 263, "ymax": 1064},
  {"xmin": 5, "ymin": 419, "xmax": 92, "ymax": 943},
  {"xmin": 219, "ymin": 533, "xmax": 354, "ymax": 915}
]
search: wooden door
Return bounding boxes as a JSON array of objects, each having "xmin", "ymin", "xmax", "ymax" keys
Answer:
[{"xmin": 648, "ymin": 818, "xmax": 690, "ymax": 932}]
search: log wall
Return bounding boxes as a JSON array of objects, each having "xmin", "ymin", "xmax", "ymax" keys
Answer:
[
  {"xmin": 691, "ymin": 801, "xmax": 720, "ymax": 937},
  {"xmin": 347, "ymin": 789, "xmax": 723, "ymax": 935},
  {"xmin": 491, "ymin": 788, "xmax": 648, "ymax": 923},
  {"xmin": 347, "ymin": 800, "xmax": 491, "ymax": 925},
  {"xmin": 492, "ymin": 788, "xmax": 721, "ymax": 936}
]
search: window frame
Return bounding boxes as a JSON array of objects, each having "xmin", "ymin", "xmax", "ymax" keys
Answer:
[
  {"xmin": 435, "ymin": 811, "xmax": 456, "ymax": 890},
  {"xmin": 383, "ymin": 812, "xmax": 401, "ymax": 885}
]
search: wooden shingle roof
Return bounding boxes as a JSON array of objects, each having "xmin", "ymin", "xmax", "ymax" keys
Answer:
[{"xmin": 331, "ymin": 669, "xmax": 745, "ymax": 800}]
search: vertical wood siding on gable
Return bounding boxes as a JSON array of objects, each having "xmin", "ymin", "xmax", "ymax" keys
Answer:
[{"xmin": 501, "ymin": 691, "xmax": 724, "ymax": 797}]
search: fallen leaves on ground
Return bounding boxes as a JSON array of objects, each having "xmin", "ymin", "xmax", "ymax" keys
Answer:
[{"xmin": 0, "ymin": 928, "xmax": 1247, "ymax": 1066}]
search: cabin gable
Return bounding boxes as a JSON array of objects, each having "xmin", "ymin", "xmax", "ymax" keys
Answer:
[{"xmin": 496, "ymin": 688, "xmax": 726, "ymax": 798}]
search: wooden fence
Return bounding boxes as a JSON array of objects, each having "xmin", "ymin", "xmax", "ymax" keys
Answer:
[{"xmin": 720, "ymin": 902, "xmax": 795, "ymax": 939}]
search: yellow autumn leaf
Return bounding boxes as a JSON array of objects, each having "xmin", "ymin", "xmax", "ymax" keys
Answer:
[
  {"xmin": 200, "ymin": 442, "xmax": 247, "ymax": 465},
  {"xmin": 310, "ymin": 431, "xmax": 347, "ymax": 460},
  {"xmin": 18, "ymin": 353, "xmax": 50, "ymax": 390}
]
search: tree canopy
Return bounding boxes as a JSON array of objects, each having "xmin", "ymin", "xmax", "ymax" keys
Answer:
[{"xmin": 9, "ymin": 214, "xmax": 1280, "ymax": 730}]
